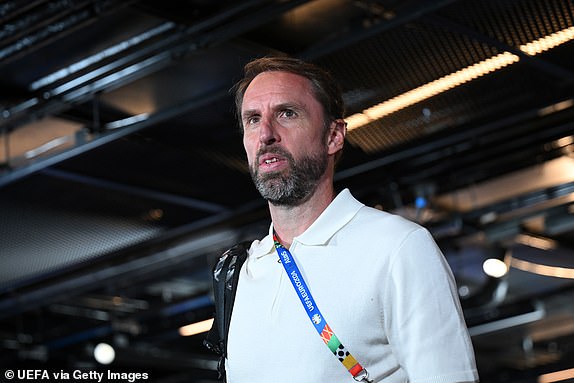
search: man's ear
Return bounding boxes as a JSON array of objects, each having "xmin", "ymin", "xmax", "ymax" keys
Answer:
[{"xmin": 327, "ymin": 119, "xmax": 346, "ymax": 155}]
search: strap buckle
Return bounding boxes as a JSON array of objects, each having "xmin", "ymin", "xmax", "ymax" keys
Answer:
[{"xmin": 353, "ymin": 368, "xmax": 373, "ymax": 383}]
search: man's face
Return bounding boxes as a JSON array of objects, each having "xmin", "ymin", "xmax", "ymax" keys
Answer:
[{"xmin": 241, "ymin": 71, "xmax": 330, "ymax": 206}]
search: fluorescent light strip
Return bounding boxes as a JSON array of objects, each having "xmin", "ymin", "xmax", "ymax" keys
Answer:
[
  {"xmin": 515, "ymin": 233, "xmax": 558, "ymax": 251},
  {"xmin": 179, "ymin": 318, "xmax": 214, "ymax": 337},
  {"xmin": 346, "ymin": 26, "xmax": 574, "ymax": 131},
  {"xmin": 539, "ymin": 367, "xmax": 574, "ymax": 383},
  {"xmin": 521, "ymin": 26, "xmax": 574, "ymax": 55},
  {"xmin": 510, "ymin": 258, "xmax": 574, "ymax": 279}
]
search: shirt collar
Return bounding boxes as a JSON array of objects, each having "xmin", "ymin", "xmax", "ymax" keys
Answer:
[
  {"xmin": 295, "ymin": 188, "xmax": 363, "ymax": 246},
  {"xmin": 251, "ymin": 188, "xmax": 364, "ymax": 259},
  {"xmin": 248, "ymin": 225, "xmax": 275, "ymax": 259}
]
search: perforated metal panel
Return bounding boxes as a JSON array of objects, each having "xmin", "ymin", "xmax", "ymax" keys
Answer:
[
  {"xmin": 0, "ymin": 199, "xmax": 162, "ymax": 291},
  {"xmin": 316, "ymin": 0, "xmax": 574, "ymax": 153}
]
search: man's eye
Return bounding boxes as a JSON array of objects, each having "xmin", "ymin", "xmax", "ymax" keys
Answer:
[
  {"xmin": 246, "ymin": 116, "xmax": 260, "ymax": 125},
  {"xmin": 281, "ymin": 109, "xmax": 296, "ymax": 118}
]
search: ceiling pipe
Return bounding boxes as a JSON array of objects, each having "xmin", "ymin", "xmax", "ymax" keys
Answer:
[
  {"xmin": 0, "ymin": 0, "xmax": 310, "ymax": 132},
  {"xmin": 0, "ymin": 1, "xmax": 312, "ymax": 188},
  {"xmin": 0, "ymin": 0, "xmax": 138, "ymax": 64}
]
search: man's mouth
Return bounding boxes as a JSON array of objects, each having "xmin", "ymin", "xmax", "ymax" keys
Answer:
[{"xmin": 257, "ymin": 149, "xmax": 291, "ymax": 171}]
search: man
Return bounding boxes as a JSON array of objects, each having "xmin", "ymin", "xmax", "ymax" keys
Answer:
[{"xmin": 225, "ymin": 56, "xmax": 479, "ymax": 382}]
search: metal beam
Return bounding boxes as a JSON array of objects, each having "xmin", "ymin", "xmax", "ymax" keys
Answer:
[
  {"xmin": 0, "ymin": 86, "xmax": 228, "ymax": 188},
  {"xmin": 42, "ymin": 168, "xmax": 229, "ymax": 213},
  {"xmin": 0, "ymin": 0, "xmax": 311, "ymax": 132},
  {"xmin": 334, "ymin": 101, "xmax": 574, "ymax": 183},
  {"xmin": 299, "ymin": 0, "xmax": 465, "ymax": 60},
  {"xmin": 0, "ymin": 229, "xmax": 234, "ymax": 320},
  {"xmin": 0, "ymin": 0, "xmax": 137, "ymax": 64},
  {"xmin": 0, "ymin": 0, "xmax": 312, "ymax": 188}
]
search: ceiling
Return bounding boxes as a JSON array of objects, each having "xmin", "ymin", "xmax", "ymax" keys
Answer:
[{"xmin": 1, "ymin": 0, "xmax": 574, "ymax": 382}]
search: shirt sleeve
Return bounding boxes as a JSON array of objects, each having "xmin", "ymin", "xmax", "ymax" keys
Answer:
[{"xmin": 383, "ymin": 227, "xmax": 480, "ymax": 383}]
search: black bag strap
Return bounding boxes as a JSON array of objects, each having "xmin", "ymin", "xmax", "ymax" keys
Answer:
[{"xmin": 204, "ymin": 241, "xmax": 250, "ymax": 380}]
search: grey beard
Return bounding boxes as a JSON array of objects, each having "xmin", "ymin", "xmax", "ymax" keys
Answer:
[{"xmin": 250, "ymin": 150, "xmax": 328, "ymax": 207}]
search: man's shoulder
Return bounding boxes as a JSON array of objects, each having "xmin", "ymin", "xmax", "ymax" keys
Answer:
[{"xmin": 354, "ymin": 204, "xmax": 423, "ymax": 233}]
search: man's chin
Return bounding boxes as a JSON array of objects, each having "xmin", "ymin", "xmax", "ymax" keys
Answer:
[
  {"xmin": 256, "ymin": 179, "xmax": 293, "ymax": 205},
  {"xmin": 258, "ymin": 182, "xmax": 316, "ymax": 207}
]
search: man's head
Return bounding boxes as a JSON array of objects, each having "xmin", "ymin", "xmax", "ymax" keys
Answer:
[{"xmin": 233, "ymin": 57, "xmax": 346, "ymax": 206}]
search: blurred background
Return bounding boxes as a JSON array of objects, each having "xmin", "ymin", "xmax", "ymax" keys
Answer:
[{"xmin": 1, "ymin": 0, "xmax": 573, "ymax": 382}]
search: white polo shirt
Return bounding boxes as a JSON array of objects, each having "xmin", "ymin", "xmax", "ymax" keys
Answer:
[{"xmin": 226, "ymin": 189, "xmax": 479, "ymax": 383}]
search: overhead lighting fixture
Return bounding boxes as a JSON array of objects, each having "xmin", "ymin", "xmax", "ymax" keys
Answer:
[
  {"xmin": 515, "ymin": 233, "xmax": 558, "ymax": 251},
  {"xmin": 538, "ymin": 100, "xmax": 574, "ymax": 116},
  {"xmin": 346, "ymin": 53, "xmax": 519, "ymax": 130},
  {"xmin": 521, "ymin": 26, "xmax": 574, "ymax": 55},
  {"xmin": 106, "ymin": 112, "xmax": 150, "ymax": 130},
  {"xmin": 552, "ymin": 134, "xmax": 574, "ymax": 158},
  {"xmin": 482, "ymin": 258, "xmax": 509, "ymax": 278},
  {"xmin": 514, "ymin": 234, "xmax": 558, "ymax": 250},
  {"xmin": 25, "ymin": 135, "xmax": 73, "ymax": 160},
  {"xmin": 179, "ymin": 318, "xmax": 214, "ymax": 337},
  {"xmin": 554, "ymin": 135, "xmax": 574, "ymax": 148},
  {"xmin": 539, "ymin": 367, "xmax": 574, "ymax": 383},
  {"xmin": 93, "ymin": 342, "xmax": 115, "ymax": 365},
  {"xmin": 346, "ymin": 26, "xmax": 574, "ymax": 131},
  {"xmin": 511, "ymin": 258, "xmax": 574, "ymax": 279}
]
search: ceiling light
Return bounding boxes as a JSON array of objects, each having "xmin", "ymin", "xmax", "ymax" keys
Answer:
[
  {"xmin": 25, "ymin": 136, "xmax": 73, "ymax": 160},
  {"xmin": 538, "ymin": 367, "xmax": 574, "ymax": 383},
  {"xmin": 93, "ymin": 342, "xmax": 115, "ymax": 365},
  {"xmin": 538, "ymin": 99, "xmax": 574, "ymax": 116},
  {"xmin": 106, "ymin": 113, "xmax": 149, "ymax": 130},
  {"xmin": 515, "ymin": 233, "xmax": 558, "ymax": 251},
  {"xmin": 346, "ymin": 25, "xmax": 574, "ymax": 131},
  {"xmin": 521, "ymin": 26, "xmax": 574, "ymax": 55},
  {"xmin": 554, "ymin": 134, "xmax": 574, "ymax": 157},
  {"xmin": 482, "ymin": 258, "xmax": 508, "ymax": 278},
  {"xmin": 179, "ymin": 318, "xmax": 214, "ymax": 337},
  {"xmin": 555, "ymin": 135, "xmax": 574, "ymax": 148},
  {"xmin": 511, "ymin": 258, "xmax": 574, "ymax": 279},
  {"xmin": 347, "ymin": 53, "xmax": 519, "ymax": 130}
]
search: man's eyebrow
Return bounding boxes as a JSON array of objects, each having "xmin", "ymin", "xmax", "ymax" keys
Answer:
[
  {"xmin": 275, "ymin": 102, "xmax": 301, "ymax": 110},
  {"xmin": 241, "ymin": 109, "xmax": 258, "ymax": 120},
  {"xmin": 241, "ymin": 103, "xmax": 304, "ymax": 120}
]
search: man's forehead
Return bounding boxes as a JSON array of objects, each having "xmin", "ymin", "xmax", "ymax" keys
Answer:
[
  {"xmin": 248, "ymin": 71, "xmax": 312, "ymax": 93},
  {"xmin": 242, "ymin": 71, "xmax": 315, "ymax": 108}
]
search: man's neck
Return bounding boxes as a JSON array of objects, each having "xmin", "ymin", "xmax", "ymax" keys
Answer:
[{"xmin": 269, "ymin": 182, "xmax": 335, "ymax": 248}]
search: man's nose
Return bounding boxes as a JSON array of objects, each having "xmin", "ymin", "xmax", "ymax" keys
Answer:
[{"xmin": 259, "ymin": 116, "xmax": 280, "ymax": 145}]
